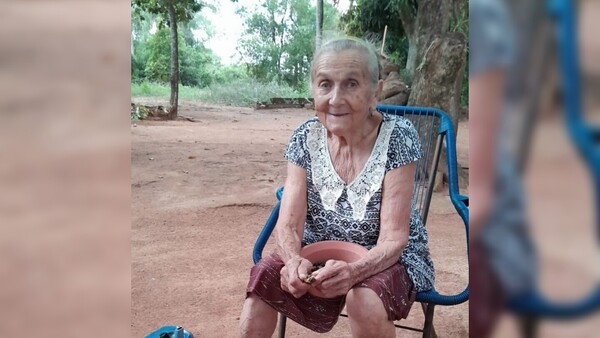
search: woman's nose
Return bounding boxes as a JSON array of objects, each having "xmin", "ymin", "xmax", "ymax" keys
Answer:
[{"xmin": 329, "ymin": 86, "xmax": 344, "ymax": 105}]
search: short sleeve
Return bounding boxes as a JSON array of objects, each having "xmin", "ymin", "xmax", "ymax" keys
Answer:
[
  {"xmin": 386, "ymin": 117, "xmax": 423, "ymax": 171},
  {"xmin": 283, "ymin": 119, "xmax": 315, "ymax": 169}
]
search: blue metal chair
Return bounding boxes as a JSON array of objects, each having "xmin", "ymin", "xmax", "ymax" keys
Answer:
[
  {"xmin": 252, "ymin": 106, "xmax": 469, "ymax": 338},
  {"xmin": 508, "ymin": 1, "xmax": 600, "ymax": 336}
]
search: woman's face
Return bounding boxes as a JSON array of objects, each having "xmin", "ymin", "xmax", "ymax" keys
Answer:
[{"xmin": 311, "ymin": 49, "xmax": 382, "ymax": 136}]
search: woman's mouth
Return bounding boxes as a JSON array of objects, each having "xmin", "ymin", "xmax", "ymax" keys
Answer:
[{"xmin": 327, "ymin": 112, "xmax": 349, "ymax": 117}]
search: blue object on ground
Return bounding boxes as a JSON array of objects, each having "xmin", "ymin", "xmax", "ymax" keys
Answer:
[{"xmin": 145, "ymin": 325, "xmax": 194, "ymax": 338}]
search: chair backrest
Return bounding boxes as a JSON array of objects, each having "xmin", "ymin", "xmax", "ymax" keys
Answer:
[{"xmin": 376, "ymin": 105, "xmax": 450, "ymax": 226}]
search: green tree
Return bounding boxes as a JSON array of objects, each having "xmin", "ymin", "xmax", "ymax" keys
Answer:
[
  {"xmin": 341, "ymin": 0, "xmax": 409, "ymax": 70},
  {"xmin": 180, "ymin": 44, "xmax": 220, "ymax": 87},
  {"xmin": 132, "ymin": 0, "xmax": 206, "ymax": 119},
  {"xmin": 131, "ymin": 8, "xmax": 157, "ymax": 82},
  {"xmin": 180, "ymin": 12, "xmax": 215, "ymax": 47},
  {"xmin": 144, "ymin": 27, "xmax": 220, "ymax": 87},
  {"xmin": 238, "ymin": 0, "xmax": 339, "ymax": 88}
]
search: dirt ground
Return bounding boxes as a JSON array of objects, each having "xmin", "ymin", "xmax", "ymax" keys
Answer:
[{"xmin": 131, "ymin": 100, "xmax": 470, "ymax": 337}]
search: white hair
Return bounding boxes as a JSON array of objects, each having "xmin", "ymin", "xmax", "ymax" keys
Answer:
[{"xmin": 310, "ymin": 37, "xmax": 381, "ymax": 90}]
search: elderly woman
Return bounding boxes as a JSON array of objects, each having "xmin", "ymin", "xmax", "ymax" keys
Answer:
[{"xmin": 239, "ymin": 37, "xmax": 434, "ymax": 338}]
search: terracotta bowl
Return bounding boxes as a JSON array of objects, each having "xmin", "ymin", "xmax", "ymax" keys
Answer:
[{"xmin": 299, "ymin": 240, "xmax": 368, "ymax": 298}]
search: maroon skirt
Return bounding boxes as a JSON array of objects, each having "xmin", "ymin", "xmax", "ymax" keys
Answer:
[{"xmin": 246, "ymin": 253, "xmax": 416, "ymax": 333}]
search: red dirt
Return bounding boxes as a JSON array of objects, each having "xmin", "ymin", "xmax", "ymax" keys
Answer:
[{"xmin": 131, "ymin": 99, "xmax": 469, "ymax": 337}]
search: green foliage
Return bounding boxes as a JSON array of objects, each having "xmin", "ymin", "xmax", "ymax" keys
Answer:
[
  {"xmin": 131, "ymin": 104, "xmax": 151, "ymax": 120},
  {"xmin": 131, "ymin": 51, "xmax": 148, "ymax": 82},
  {"xmin": 340, "ymin": 0, "xmax": 410, "ymax": 66},
  {"xmin": 132, "ymin": 0, "xmax": 207, "ymax": 26},
  {"xmin": 180, "ymin": 13, "xmax": 215, "ymax": 46},
  {"xmin": 386, "ymin": 35, "xmax": 409, "ymax": 67},
  {"xmin": 132, "ymin": 81, "xmax": 171, "ymax": 96},
  {"xmin": 131, "ymin": 7, "xmax": 156, "ymax": 82},
  {"xmin": 132, "ymin": 78, "xmax": 309, "ymax": 107},
  {"xmin": 238, "ymin": 0, "xmax": 340, "ymax": 89},
  {"xmin": 450, "ymin": 2, "xmax": 468, "ymax": 36},
  {"xmin": 132, "ymin": 2, "xmax": 223, "ymax": 87},
  {"xmin": 196, "ymin": 78, "xmax": 305, "ymax": 106},
  {"xmin": 209, "ymin": 64, "xmax": 249, "ymax": 84},
  {"xmin": 180, "ymin": 43, "xmax": 220, "ymax": 87},
  {"xmin": 144, "ymin": 28, "xmax": 172, "ymax": 83},
  {"xmin": 132, "ymin": 7, "xmax": 156, "ymax": 45},
  {"xmin": 141, "ymin": 27, "xmax": 220, "ymax": 87}
]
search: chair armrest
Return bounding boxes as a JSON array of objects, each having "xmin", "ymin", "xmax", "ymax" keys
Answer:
[
  {"xmin": 252, "ymin": 187, "xmax": 284, "ymax": 264},
  {"xmin": 252, "ymin": 202, "xmax": 280, "ymax": 264},
  {"xmin": 416, "ymin": 287, "xmax": 469, "ymax": 305},
  {"xmin": 508, "ymin": 286, "xmax": 600, "ymax": 319},
  {"xmin": 458, "ymin": 194, "xmax": 469, "ymax": 207}
]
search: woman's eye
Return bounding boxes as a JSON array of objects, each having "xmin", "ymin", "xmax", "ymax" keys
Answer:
[
  {"xmin": 348, "ymin": 81, "xmax": 358, "ymax": 88},
  {"xmin": 318, "ymin": 81, "xmax": 330, "ymax": 88}
]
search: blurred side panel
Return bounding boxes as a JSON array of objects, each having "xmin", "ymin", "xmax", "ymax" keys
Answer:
[
  {"xmin": 471, "ymin": 0, "xmax": 600, "ymax": 337},
  {"xmin": 0, "ymin": 1, "xmax": 131, "ymax": 338}
]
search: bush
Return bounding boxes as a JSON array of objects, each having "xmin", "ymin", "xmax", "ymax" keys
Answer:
[
  {"xmin": 131, "ymin": 78, "xmax": 310, "ymax": 107},
  {"xmin": 131, "ymin": 104, "xmax": 150, "ymax": 120},
  {"xmin": 210, "ymin": 65, "xmax": 249, "ymax": 84},
  {"xmin": 197, "ymin": 79, "xmax": 302, "ymax": 106},
  {"xmin": 131, "ymin": 81, "xmax": 171, "ymax": 97}
]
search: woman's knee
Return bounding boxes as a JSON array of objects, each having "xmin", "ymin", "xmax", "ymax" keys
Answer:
[
  {"xmin": 346, "ymin": 288, "xmax": 395, "ymax": 337},
  {"xmin": 239, "ymin": 294, "xmax": 277, "ymax": 338},
  {"xmin": 346, "ymin": 287, "xmax": 388, "ymax": 322}
]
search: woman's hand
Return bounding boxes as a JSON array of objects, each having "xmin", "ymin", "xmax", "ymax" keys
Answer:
[
  {"xmin": 311, "ymin": 260, "xmax": 357, "ymax": 298},
  {"xmin": 280, "ymin": 256, "xmax": 313, "ymax": 298}
]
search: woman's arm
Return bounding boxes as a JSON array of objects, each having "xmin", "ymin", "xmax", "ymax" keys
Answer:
[
  {"xmin": 275, "ymin": 162, "xmax": 313, "ymax": 298},
  {"xmin": 352, "ymin": 161, "xmax": 415, "ymax": 280},
  {"xmin": 312, "ymin": 162, "xmax": 415, "ymax": 297},
  {"xmin": 275, "ymin": 162, "xmax": 308, "ymax": 260}
]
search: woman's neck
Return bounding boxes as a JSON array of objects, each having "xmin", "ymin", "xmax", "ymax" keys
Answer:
[
  {"xmin": 327, "ymin": 111, "xmax": 382, "ymax": 148},
  {"xmin": 326, "ymin": 111, "xmax": 383, "ymax": 183}
]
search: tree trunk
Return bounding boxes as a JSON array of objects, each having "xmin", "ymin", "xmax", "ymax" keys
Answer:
[
  {"xmin": 316, "ymin": 0, "xmax": 323, "ymax": 50},
  {"xmin": 408, "ymin": 32, "xmax": 467, "ymax": 188},
  {"xmin": 399, "ymin": 0, "xmax": 452, "ymax": 83},
  {"xmin": 408, "ymin": 33, "xmax": 465, "ymax": 134},
  {"xmin": 398, "ymin": 3, "xmax": 416, "ymax": 81},
  {"xmin": 167, "ymin": 0, "xmax": 179, "ymax": 120},
  {"xmin": 404, "ymin": 35, "xmax": 418, "ymax": 82}
]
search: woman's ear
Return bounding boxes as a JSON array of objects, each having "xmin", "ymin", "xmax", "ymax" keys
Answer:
[{"xmin": 374, "ymin": 79, "xmax": 384, "ymax": 102}]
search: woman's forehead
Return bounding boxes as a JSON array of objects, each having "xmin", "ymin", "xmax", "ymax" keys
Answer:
[{"xmin": 313, "ymin": 49, "xmax": 370, "ymax": 77}]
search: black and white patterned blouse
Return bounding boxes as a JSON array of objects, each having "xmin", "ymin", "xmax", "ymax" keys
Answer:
[{"xmin": 284, "ymin": 112, "xmax": 435, "ymax": 292}]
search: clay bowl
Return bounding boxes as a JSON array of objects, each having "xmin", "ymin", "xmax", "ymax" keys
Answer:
[{"xmin": 300, "ymin": 240, "xmax": 368, "ymax": 298}]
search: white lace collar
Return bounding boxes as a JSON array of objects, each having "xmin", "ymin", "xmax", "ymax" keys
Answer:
[{"xmin": 306, "ymin": 115, "xmax": 396, "ymax": 220}]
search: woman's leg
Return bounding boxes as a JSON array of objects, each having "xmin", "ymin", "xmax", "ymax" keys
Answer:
[
  {"xmin": 239, "ymin": 294, "xmax": 278, "ymax": 338},
  {"xmin": 346, "ymin": 287, "xmax": 395, "ymax": 338}
]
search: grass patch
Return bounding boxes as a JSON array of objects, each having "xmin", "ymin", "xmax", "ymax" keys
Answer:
[
  {"xmin": 131, "ymin": 79, "xmax": 311, "ymax": 107},
  {"xmin": 131, "ymin": 81, "xmax": 171, "ymax": 97}
]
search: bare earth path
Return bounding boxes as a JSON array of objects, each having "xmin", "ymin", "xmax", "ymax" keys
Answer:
[{"xmin": 131, "ymin": 99, "xmax": 469, "ymax": 337}]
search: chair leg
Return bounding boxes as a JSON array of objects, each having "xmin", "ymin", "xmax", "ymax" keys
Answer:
[
  {"xmin": 277, "ymin": 314, "xmax": 287, "ymax": 338},
  {"xmin": 421, "ymin": 303, "xmax": 437, "ymax": 338},
  {"xmin": 519, "ymin": 315, "xmax": 538, "ymax": 338}
]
